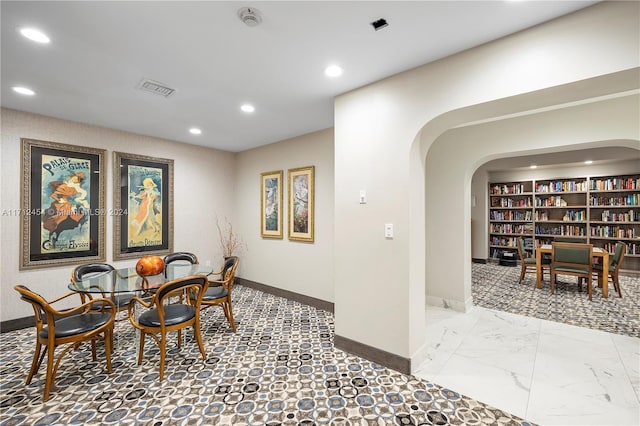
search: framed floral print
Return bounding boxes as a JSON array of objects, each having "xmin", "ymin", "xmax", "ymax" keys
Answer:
[
  {"xmin": 288, "ymin": 165, "xmax": 314, "ymax": 242},
  {"xmin": 20, "ymin": 138, "xmax": 106, "ymax": 270},
  {"xmin": 261, "ymin": 170, "xmax": 283, "ymax": 238},
  {"xmin": 113, "ymin": 152, "xmax": 174, "ymax": 260}
]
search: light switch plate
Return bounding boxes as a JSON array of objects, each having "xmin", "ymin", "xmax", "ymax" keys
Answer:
[
  {"xmin": 384, "ymin": 223, "xmax": 393, "ymax": 238},
  {"xmin": 359, "ymin": 190, "xmax": 367, "ymax": 204}
]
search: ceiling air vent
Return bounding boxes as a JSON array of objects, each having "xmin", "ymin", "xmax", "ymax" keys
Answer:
[{"xmin": 137, "ymin": 78, "xmax": 175, "ymax": 97}]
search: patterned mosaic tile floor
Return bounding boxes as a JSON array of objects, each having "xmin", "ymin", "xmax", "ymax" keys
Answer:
[
  {"xmin": 472, "ymin": 263, "xmax": 640, "ymax": 338},
  {"xmin": 0, "ymin": 285, "xmax": 533, "ymax": 425}
]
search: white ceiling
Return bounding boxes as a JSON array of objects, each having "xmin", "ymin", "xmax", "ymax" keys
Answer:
[
  {"xmin": 1, "ymin": 1, "xmax": 600, "ymax": 152},
  {"xmin": 483, "ymin": 147, "xmax": 640, "ymax": 172}
]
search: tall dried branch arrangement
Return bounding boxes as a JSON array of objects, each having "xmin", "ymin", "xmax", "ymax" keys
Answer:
[{"xmin": 216, "ymin": 216, "xmax": 246, "ymax": 258}]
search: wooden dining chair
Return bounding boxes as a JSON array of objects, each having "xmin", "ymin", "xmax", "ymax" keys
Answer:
[
  {"xmin": 594, "ymin": 242, "xmax": 627, "ymax": 298},
  {"xmin": 71, "ymin": 263, "xmax": 135, "ymax": 317},
  {"xmin": 516, "ymin": 237, "xmax": 549, "ymax": 284},
  {"xmin": 550, "ymin": 242, "xmax": 594, "ymax": 300},
  {"xmin": 127, "ymin": 275, "xmax": 208, "ymax": 381},
  {"xmin": 14, "ymin": 285, "xmax": 116, "ymax": 401},
  {"xmin": 199, "ymin": 256, "xmax": 240, "ymax": 331}
]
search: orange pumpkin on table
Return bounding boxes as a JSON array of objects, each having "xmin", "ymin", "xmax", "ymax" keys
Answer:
[{"xmin": 135, "ymin": 255, "xmax": 165, "ymax": 277}]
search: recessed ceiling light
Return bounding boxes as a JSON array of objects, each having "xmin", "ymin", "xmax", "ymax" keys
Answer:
[
  {"xmin": 530, "ymin": 165, "xmax": 537, "ymax": 169},
  {"xmin": 13, "ymin": 86, "xmax": 35, "ymax": 96},
  {"xmin": 19, "ymin": 27, "xmax": 50, "ymax": 44},
  {"xmin": 189, "ymin": 127, "xmax": 202, "ymax": 135},
  {"xmin": 324, "ymin": 65, "xmax": 343, "ymax": 77},
  {"xmin": 241, "ymin": 104, "xmax": 255, "ymax": 113},
  {"xmin": 584, "ymin": 160, "xmax": 593, "ymax": 164}
]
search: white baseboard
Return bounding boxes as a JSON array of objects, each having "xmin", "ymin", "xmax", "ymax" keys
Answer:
[
  {"xmin": 410, "ymin": 341, "xmax": 429, "ymax": 374},
  {"xmin": 425, "ymin": 295, "xmax": 473, "ymax": 313}
]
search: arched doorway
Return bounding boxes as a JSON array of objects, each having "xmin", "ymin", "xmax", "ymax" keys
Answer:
[{"xmin": 416, "ymin": 92, "xmax": 639, "ymax": 326}]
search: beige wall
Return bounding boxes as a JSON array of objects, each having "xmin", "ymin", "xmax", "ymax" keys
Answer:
[
  {"xmin": 0, "ymin": 108, "xmax": 236, "ymax": 321},
  {"xmin": 234, "ymin": 128, "xmax": 334, "ymax": 303},
  {"xmin": 334, "ymin": 1, "xmax": 640, "ymax": 370}
]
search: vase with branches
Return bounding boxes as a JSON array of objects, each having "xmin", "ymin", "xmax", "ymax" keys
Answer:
[{"xmin": 216, "ymin": 216, "xmax": 246, "ymax": 259}]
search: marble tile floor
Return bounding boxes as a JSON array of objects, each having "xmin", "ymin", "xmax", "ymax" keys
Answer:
[{"xmin": 414, "ymin": 305, "xmax": 640, "ymax": 426}]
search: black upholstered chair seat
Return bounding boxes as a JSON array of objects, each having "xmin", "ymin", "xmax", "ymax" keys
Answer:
[
  {"xmin": 202, "ymin": 286, "xmax": 228, "ymax": 301},
  {"xmin": 138, "ymin": 304, "xmax": 196, "ymax": 327},
  {"xmin": 39, "ymin": 312, "xmax": 112, "ymax": 339},
  {"xmin": 190, "ymin": 285, "xmax": 226, "ymax": 304}
]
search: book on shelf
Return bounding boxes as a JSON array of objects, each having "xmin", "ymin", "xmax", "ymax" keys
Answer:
[
  {"xmin": 589, "ymin": 225, "xmax": 636, "ymax": 239},
  {"xmin": 562, "ymin": 210, "xmax": 586, "ymax": 221},
  {"xmin": 590, "ymin": 177, "xmax": 639, "ymax": 191},
  {"xmin": 600, "ymin": 209, "xmax": 639, "ymax": 222},
  {"xmin": 535, "ymin": 180, "xmax": 587, "ymax": 193},
  {"xmin": 490, "ymin": 183, "xmax": 526, "ymax": 195},
  {"xmin": 590, "ymin": 194, "xmax": 639, "ymax": 206}
]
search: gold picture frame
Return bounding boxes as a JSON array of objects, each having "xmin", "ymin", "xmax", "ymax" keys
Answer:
[
  {"xmin": 113, "ymin": 151, "xmax": 174, "ymax": 260},
  {"xmin": 20, "ymin": 138, "xmax": 106, "ymax": 270},
  {"xmin": 288, "ymin": 165, "xmax": 314, "ymax": 242},
  {"xmin": 260, "ymin": 170, "xmax": 283, "ymax": 238}
]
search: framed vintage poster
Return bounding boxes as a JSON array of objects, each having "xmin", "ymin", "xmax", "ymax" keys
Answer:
[
  {"xmin": 20, "ymin": 138, "xmax": 106, "ymax": 270},
  {"xmin": 260, "ymin": 170, "xmax": 283, "ymax": 238},
  {"xmin": 288, "ymin": 165, "xmax": 315, "ymax": 242},
  {"xmin": 113, "ymin": 152, "xmax": 174, "ymax": 260}
]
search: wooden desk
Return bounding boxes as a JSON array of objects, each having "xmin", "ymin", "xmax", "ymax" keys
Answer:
[{"xmin": 535, "ymin": 244, "xmax": 609, "ymax": 298}]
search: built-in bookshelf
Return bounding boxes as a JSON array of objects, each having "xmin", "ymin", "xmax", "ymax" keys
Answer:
[
  {"xmin": 488, "ymin": 173, "xmax": 640, "ymax": 271},
  {"xmin": 489, "ymin": 181, "xmax": 534, "ymax": 255}
]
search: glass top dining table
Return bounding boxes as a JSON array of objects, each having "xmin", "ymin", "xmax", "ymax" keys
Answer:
[{"xmin": 68, "ymin": 264, "xmax": 213, "ymax": 294}]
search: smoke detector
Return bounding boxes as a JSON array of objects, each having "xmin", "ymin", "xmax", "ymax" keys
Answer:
[{"xmin": 238, "ymin": 7, "xmax": 262, "ymax": 27}]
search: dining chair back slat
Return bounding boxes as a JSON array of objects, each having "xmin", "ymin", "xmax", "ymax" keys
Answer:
[{"xmin": 163, "ymin": 252, "xmax": 199, "ymax": 266}]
